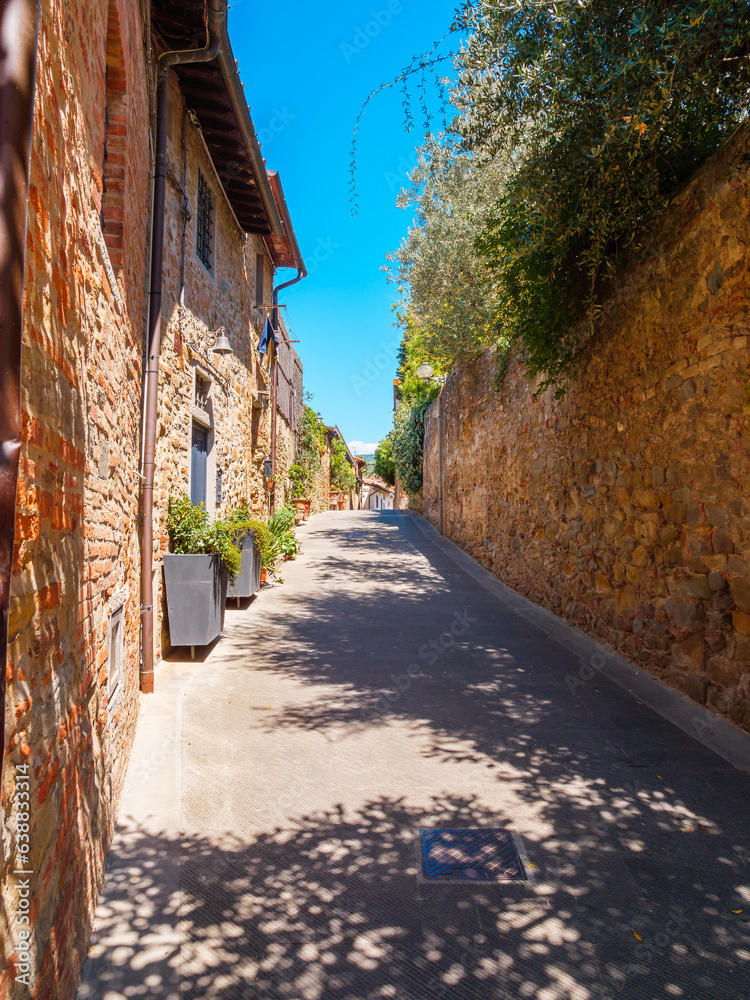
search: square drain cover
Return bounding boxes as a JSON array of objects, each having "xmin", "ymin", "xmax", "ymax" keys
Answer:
[{"xmin": 418, "ymin": 828, "xmax": 531, "ymax": 882}]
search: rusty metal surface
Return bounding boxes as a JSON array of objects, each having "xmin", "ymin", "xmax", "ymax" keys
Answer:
[{"xmin": 0, "ymin": 0, "xmax": 41, "ymax": 766}]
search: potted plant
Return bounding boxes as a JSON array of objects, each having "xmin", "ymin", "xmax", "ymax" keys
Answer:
[
  {"xmin": 224, "ymin": 502, "xmax": 262, "ymax": 604},
  {"xmin": 268, "ymin": 506, "xmax": 301, "ymax": 566},
  {"xmin": 243, "ymin": 517, "xmax": 273, "ymax": 583},
  {"xmin": 288, "ymin": 464, "xmax": 311, "ymax": 523},
  {"xmin": 164, "ymin": 495, "xmax": 241, "ymax": 653}
]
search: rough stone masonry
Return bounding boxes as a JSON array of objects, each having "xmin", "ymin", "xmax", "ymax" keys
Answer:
[{"xmin": 419, "ymin": 125, "xmax": 750, "ymax": 735}]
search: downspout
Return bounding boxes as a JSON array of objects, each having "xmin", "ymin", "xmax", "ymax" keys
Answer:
[
  {"xmin": 0, "ymin": 0, "xmax": 41, "ymax": 767},
  {"xmin": 269, "ymin": 272, "xmax": 304, "ymax": 515},
  {"xmin": 140, "ymin": 5, "xmax": 224, "ymax": 694},
  {"xmin": 270, "ymin": 178, "xmax": 306, "ymax": 514}
]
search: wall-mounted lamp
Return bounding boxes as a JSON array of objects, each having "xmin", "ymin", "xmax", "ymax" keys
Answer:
[
  {"xmin": 417, "ymin": 361, "xmax": 445, "ymax": 384},
  {"xmin": 208, "ymin": 325, "xmax": 233, "ymax": 356}
]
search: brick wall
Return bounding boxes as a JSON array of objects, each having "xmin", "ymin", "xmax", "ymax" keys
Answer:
[
  {"xmin": 419, "ymin": 127, "xmax": 750, "ymax": 734},
  {"xmin": 2, "ymin": 7, "xmax": 309, "ymax": 998},
  {"xmin": 2, "ymin": 1, "xmax": 149, "ymax": 998}
]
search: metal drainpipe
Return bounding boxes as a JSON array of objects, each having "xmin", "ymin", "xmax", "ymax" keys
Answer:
[
  {"xmin": 0, "ymin": 0, "xmax": 41, "ymax": 767},
  {"xmin": 270, "ymin": 270, "xmax": 304, "ymax": 514},
  {"xmin": 140, "ymin": 6, "xmax": 224, "ymax": 695}
]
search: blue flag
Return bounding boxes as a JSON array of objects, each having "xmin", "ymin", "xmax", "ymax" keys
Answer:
[{"xmin": 258, "ymin": 316, "xmax": 278, "ymax": 357}]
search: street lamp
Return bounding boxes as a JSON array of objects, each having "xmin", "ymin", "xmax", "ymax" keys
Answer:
[{"xmin": 417, "ymin": 361, "xmax": 434, "ymax": 380}]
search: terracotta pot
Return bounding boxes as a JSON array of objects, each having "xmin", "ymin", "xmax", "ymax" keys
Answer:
[
  {"xmin": 293, "ymin": 497, "xmax": 309, "ymax": 524},
  {"xmin": 260, "ymin": 567, "xmax": 267, "ymax": 584}
]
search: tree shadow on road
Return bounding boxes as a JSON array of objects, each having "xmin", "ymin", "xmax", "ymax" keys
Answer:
[{"xmin": 83, "ymin": 513, "xmax": 750, "ymax": 999}]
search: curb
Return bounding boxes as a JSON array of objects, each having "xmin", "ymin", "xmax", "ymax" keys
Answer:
[{"xmin": 406, "ymin": 510, "xmax": 750, "ymax": 773}]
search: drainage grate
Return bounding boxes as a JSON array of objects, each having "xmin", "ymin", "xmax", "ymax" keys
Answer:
[
  {"xmin": 418, "ymin": 829, "xmax": 531, "ymax": 883},
  {"xmin": 341, "ymin": 532, "xmax": 365, "ymax": 537}
]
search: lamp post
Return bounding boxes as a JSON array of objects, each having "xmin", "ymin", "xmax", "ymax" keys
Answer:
[{"xmin": 417, "ymin": 363, "xmax": 445, "ymax": 536}]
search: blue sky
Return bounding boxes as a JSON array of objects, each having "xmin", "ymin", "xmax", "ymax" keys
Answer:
[{"xmin": 232, "ymin": 0, "xmax": 458, "ymax": 454}]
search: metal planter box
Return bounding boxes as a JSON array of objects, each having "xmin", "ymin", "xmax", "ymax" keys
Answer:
[
  {"xmin": 227, "ymin": 530, "xmax": 261, "ymax": 600},
  {"xmin": 163, "ymin": 553, "xmax": 227, "ymax": 648}
]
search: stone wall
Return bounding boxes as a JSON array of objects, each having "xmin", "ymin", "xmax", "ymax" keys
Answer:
[
  {"xmin": 419, "ymin": 128, "xmax": 750, "ymax": 734},
  {"xmin": 310, "ymin": 449, "xmax": 333, "ymax": 517},
  {"xmin": 2, "ymin": 1, "xmax": 150, "ymax": 997}
]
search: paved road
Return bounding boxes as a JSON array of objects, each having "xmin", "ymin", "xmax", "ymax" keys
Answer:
[{"xmin": 80, "ymin": 510, "xmax": 750, "ymax": 1000}]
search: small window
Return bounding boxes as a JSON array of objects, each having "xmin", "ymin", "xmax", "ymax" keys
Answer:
[
  {"xmin": 255, "ymin": 253, "xmax": 265, "ymax": 307},
  {"xmin": 196, "ymin": 171, "xmax": 213, "ymax": 271},
  {"xmin": 195, "ymin": 373, "xmax": 210, "ymax": 411},
  {"xmin": 108, "ymin": 604, "xmax": 125, "ymax": 720}
]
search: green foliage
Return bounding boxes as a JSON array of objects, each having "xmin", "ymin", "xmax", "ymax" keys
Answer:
[
  {"xmin": 288, "ymin": 463, "xmax": 312, "ymax": 499},
  {"xmin": 224, "ymin": 501, "xmax": 275, "ymax": 570},
  {"xmin": 373, "ymin": 434, "xmax": 396, "ymax": 487},
  {"xmin": 247, "ymin": 519, "xmax": 274, "ymax": 569},
  {"xmin": 292, "ymin": 405, "xmax": 326, "ymax": 496},
  {"xmin": 392, "ymin": 399, "xmax": 431, "ymax": 496},
  {"xmin": 394, "ymin": 313, "xmax": 445, "ymax": 408},
  {"xmin": 453, "ymin": 0, "xmax": 750, "ymax": 391},
  {"xmin": 268, "ymin": 506, "xmax": 296, "ymax": 535},
  {"xmin": 387, "ymin": 139, "xmax": 508, "ymax": 375},
  {"xmin": 299, "ymin": 406, "xmax": 325, "ymax": 468},
  {"xmin": 167, "ymin": 495, "xmax": 242, "ymax": 581},
  {"xmin": 330, "ymin": 438, "xmax": 356, "ymax": 492},
  {"xmin": 268, "ymin": 506, "xmax": 301, "ymax": 564}
]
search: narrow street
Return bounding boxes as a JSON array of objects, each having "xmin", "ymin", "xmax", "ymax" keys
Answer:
[{"xmin": 79, "ymin": 511, "xmax": 750, "ymax": 1000}]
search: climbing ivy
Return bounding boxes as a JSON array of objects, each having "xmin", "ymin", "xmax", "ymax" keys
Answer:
[
  {"xmin": 373, "ymin": 433, "xmax": 396, "ymax": 487},
  {"xmin": 330, "ymin": 438, "xmax": 356, "ymax": 493},
  {"xmin": 392, "ymin": 399, "xmax": 432, "ymax": 496}
]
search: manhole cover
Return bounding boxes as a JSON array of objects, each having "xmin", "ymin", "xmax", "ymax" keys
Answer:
[{"xmin": 418, "ymin": 829, "xmax": 531, "ymax": 883}]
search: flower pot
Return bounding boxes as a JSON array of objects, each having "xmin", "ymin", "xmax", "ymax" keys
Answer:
[
  {"xmin": 293, "ymin": 497, "xmax": 309, "ymax": 524},
  {"xmin": 163, "ymin": 553, "xmax": 228, "ymax": 648},
  {"xmin": 227, "ymin": 530, "xmax": 261, "ymax": 600},
  {"xmin": 260, "ymin": 567, "xmax": 267, "ymax": 584}
]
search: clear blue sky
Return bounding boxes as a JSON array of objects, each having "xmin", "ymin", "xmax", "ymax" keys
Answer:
[{"xmin": 232, "ymin": 0, "xmax": 458, "ymax": 454}]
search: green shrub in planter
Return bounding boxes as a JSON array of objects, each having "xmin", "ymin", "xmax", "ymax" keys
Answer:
[
  {"xmin": 225, "ymin": 502, "xmax": 274, "ymax": 570},
  {"xmin": 164, "ymin": 495, "xmax": 242, "ymax": 649},
  {"xmin": 167, "ymin": 495, "xmax": 241, "ymax": 580},
  {"xmin": 268, "ymin": 506, "xmax": 301, "ymax": 563}
]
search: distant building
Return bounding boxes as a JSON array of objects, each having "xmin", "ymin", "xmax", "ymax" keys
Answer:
[{"xmin": 361, "ymin": 477, "xmax": 394, "ymax": 510}]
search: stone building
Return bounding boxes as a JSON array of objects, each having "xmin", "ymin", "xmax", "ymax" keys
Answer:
[
  {"xmin": 1, "ymin": 2, "xmax": 305, "ymax": 999},
  {"xmin": 362, "ymin": 477, "xmax": 395, "ymax": 510}
]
